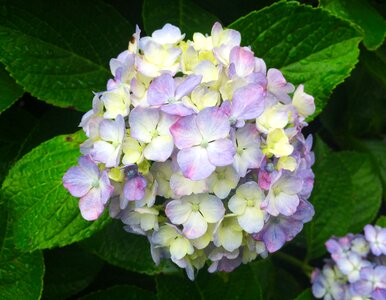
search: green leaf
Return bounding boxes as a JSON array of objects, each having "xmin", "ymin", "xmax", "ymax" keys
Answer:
[
  {"xmin": 142, "ymin": 0, "xmax": 219, "ymax": 39},
  {"xmin": 343, "ymin": 153, "xmax": 382, "ymax": 232},
  {"xmin": 294, "ymin": 289, "xmax": 313, "ymax": 300},
  {"xmin": 42, "ymin": 245, "xmax": 104, "ymax": 300},
  {"xmin": 0, "ymin": 106, "xmax": 37, "ymax": 184},
  {"xmin": 250, "ymin": 259, "xmax": 302, "ymax": 300},
  {"xmin": 352, "ymin": 139, "xmax": 386, "ymax": 201},
  {"xmin": 313, "ymin": 135, "xmax": 332, "ymax": 165},
  {"xmin": 0, "ymin": 104, "xmax": 83, "ymax": 184},
  {"xmin": 305, "ymin": 151, "xmax": 382, "ymax": 259},
  {"xmin": 351, "ymin": 139, "xmax": 386, "ymax": 199},
  {"xmin": 320, "ymin": 0, "xmax": 386, "ymax": 50},
  {"xmin": 376, "ymin": 216, "xmax": 386, "ymax": 227},
  {"xmin": 229, "ymin": 1, "xmax": 362, "ymax": 118},
  {"xmin": 320, "ymin": 54, "xmax": 385, "ymax": 139},
  {"xmin": 362, "ymin": 43, "xmax": 386, "ymax": 86},
  {"xmin": 0, "ymin": 63, "xmax": 23, "ymax": 113},
  {"xmin": 191, "ymin": 0, "xmax": 275, "ymax": 26},
  {"xmin": 156, "ymin": 263, "xmax": 263, "ymax": 300},
  {"xmin": 0, "ymin": 0, "xmax": 133, "ymax": 111},
  {"xmin": 78, "ymin": 285, "xmax": 156, "ymax": 300},
  {"xmin": 0, "ymin": 203, "xmax": 44, "ymax": 300},
  {"xmin": 81, "ymin": 220, "xmax": 177, "ymax": 275},
  {"xmin": 156, "ymin": 259, "xmax": 301, "ymax": 300},
  {"xmin": 1, "ymin": 131, "xmax": 110, "ymax": 251}
]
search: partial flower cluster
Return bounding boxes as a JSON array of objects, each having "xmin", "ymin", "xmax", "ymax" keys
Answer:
[
  {"xmin": 312, "ymin": 225, "xmax": 386, "ymax": 300},
  {"xmin": 63, "ymin": 23, "xmax": 315, "ymax": 279}
]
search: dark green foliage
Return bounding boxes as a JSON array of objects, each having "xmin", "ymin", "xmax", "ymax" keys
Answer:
[{"xmin": 0, "ymin": 0, "xmax": 384, "ymax": 299}]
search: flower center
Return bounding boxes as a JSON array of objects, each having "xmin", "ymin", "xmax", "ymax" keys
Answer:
[
  {"xmin": 200, "ymin": 140, "xmax": 209, "ymax": 148},
  {"xmin": 151, "ymin": 129, "xmax": 159, "ymax": 138},
  {"xmin": 92, "ymin": 179, "xmax": 100, "ymax": 188},
  {"xmin": 237, "ymin": 147, "xmax": 244, "ymax": 155},
  {"xmin": 217, "ymin": 172, "xmax": 225, "ymax": 180},
  {"xmin": 191, "ymin": 203, "xmax": 200, "ymax": 212},
  {"xmin": 246, "ymin": 199, "xmax": 255, "ymax": 207}
]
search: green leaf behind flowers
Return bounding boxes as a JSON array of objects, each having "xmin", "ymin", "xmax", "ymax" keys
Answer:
[
  {"xmin": 294, "ymin": 289, "xmax": 313, "ymax": 300},
  {"xmin": 156, "ymin": 259, "xmax": 301, "ymax": 300},
  {"xmin": 81, "ymin": 220, "xmax": 177, "ymax": 275},
  {"xmin": 1, "ymin": 131, "xmax": 110, "ymax": 251},
  {"xmin": 142, "ymin": 0, "xmax": 219, "ymax": 39},
  {"xmin": 376, "ymin": 216, "xmax": 386, "ymax": 227},
  {"xmin": 0, "ymin": 203, "xmax": 44, "ymax": 300},
  {"xmin": 305, "ymin": 151, "xmax": 382, "ymax": 260},
  {"xmin": 0, "ymin": 0, "xmax": 133, "ymax": 111},
  {"xmin": 320, "ymin": 0, "xmax": 386, "ymax": 51},
  {"xmin": 42, "ymin": 246, "xmax": 104, "ymax": 300},
  {"xmin": 229, "ymin": 1, "xmax": 362, "ymax": 119},
  {"xmin": 79, "ymin": 285, "xmax": 156, "ymax": 300},
  {"xmin": 0, "ymin": 64, "xmax": 23, "ymax": 114}
]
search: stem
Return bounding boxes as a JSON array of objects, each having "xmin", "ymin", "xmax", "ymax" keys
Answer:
[{"xmin": 274, "ymin": 252, "xmax": 313, "ymax": 278}]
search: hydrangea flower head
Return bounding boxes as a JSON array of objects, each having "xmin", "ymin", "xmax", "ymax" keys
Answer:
[
  {"xmin": 312, "ymin": 224, "xmax": 386, "ymax": 299},
  {"xmin": 63, "ymin": 22, "xmax": 315, "ymax": 279}
]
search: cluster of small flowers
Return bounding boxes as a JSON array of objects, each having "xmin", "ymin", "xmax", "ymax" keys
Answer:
[
  {"xmin": 312, "ymin": 225, "xmax": 386, "ymax": 300},
  {"xmin": 63, "ymin": 23, "xmax": 316, "ymax": 279}
]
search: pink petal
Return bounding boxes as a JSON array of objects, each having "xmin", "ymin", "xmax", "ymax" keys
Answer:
[
  {"xmin": 229, "ymin": 46, "xmax": 255, "ymax": 77},
  {"xmin": 79, "ymin": 188, "xmax": 104, "ymax": 221},
  {"xmin": 170, "ymin": 114, "xmax": 202, "ymax": 149},
  {"xmin": 165, "ymin": 200, "xmax": 192, "ymax": 224},
  {"xmin": 231, "ymin": 84, "xmax": 265, "ymax": 121},
  {"xmin": 175, "ymin": 75, "xmax": 202, "ymax": 100},
  {"xmin": 147, "ymin": 73, "xmax": 175, "ymax": 106},
  {"xmin": 129, "ymin": 107, "xmax": 160, "ymax": 143},
  {"xmin": 161, "ymin": 103, "xmax": 195, "ymax": 116},
  {"xmin": 274, "ymin": 193, "xmax": 300, "ymax": 216},
  {"xmin": 254, "ymin": 57, "xmax": 267, "ymax": 74},
  {"xmin": 196, "ymin": 107, "xmax": 230, "ymax": 141},
  {"xmin": 267, "ymin": 68, "xmax": 294, "ymax": 103},
  {"xmin": 63, "ymin": 166, "xmax": 93, "ymax": 197},
  {"xmin": 183, "ymin": 211, "xmax": 207, "ymax": 239},
  {"xmin": 123, "ymin": 176, "xmax": 147, "ymax": 201},
  {"xmin": 99, "ymin": 170, "xmax": 114, "ymax": 204},
  {"xmin": 177, "ymin": 146, "xmax": 215, "ymax": 180},
  {"xmin": 207, "ymin": 139, "xmax": 235, "ymax": 166}
]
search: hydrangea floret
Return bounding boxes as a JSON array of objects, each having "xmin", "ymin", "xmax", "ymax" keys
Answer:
[
  {"xmin": 311, "ymin": 224, "xmax": 386, "ymax": 300},
  {"xmin": 63, "ymin": 22, "xmax": 316, "ymax": 280}
]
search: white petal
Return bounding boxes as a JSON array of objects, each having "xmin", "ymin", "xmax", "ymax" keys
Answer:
[
  {"xmin": 170, "ymin": 173, "xmax": 208, "ymax": 197},
  {"xmin": 183, "ymin": 211, "xmax": 207, "ymax": 239},
  {"xmin": 228, "ymin": 195, "xmax": 246, "ymax": 215},
  {"xmin": 237, "ymin": 207, "xmax": 264, "ymax": 233},
  {"xmin": 165, "ymin": 199, "xmax": 192, "ymax": 225},
  {"xmin": 129, "ymin": 107, "xmax": 159, "ymax": 143},
  {"xmin": 144, "ymin": 135, "xmax": 174, "ymax": 162},
  {"xmin": 170, "ymin": 237, "xmax": 194, "ymax": 260},
  {"xmin": 199, "ymin": 195, "xmax": 225, "ymax": 223}
]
